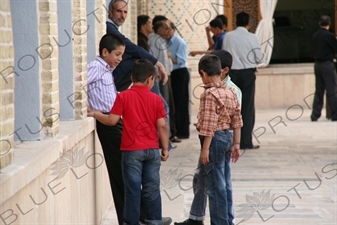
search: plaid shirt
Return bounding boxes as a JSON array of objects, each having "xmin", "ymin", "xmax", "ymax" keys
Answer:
[{"xmin": 197, "ymin": 82, "xmax": 243, "ymax": 137}]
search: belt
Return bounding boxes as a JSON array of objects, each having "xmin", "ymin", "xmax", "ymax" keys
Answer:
[{"xmin": 316, "ymin": 59, "xmax": 333, "ymax": 62}]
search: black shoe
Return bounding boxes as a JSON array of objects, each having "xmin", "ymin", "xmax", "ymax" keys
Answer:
[
  {"xmin": 176, "ymin": 136, "xmax": 189, "ymax": 139},
  {"xmin": 242, "ymin": 145, "xmax": 260, "ymax": 150},
  {"xmin": 310, "ymin": 115, "xmax": 318, "ymax": 121},
  {"xmin": 170, "ymin": 136, "xmax": 182, "ymax": 143},
  {"xmin": 141, "ymin": 217, "xmax": 172, "ymax": 225},
  {"xmin": 174, "ymin": 219, "xmax": 204, "ymax": 225}
]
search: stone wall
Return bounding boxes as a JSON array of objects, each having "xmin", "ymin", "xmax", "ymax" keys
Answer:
[
  {"xmin": 0, "ymin": 0, "xmax": 14, "ymax": 169},
  {"xmin": 0, "ymin": 0, "xmax": 112, "ymax": 224}
]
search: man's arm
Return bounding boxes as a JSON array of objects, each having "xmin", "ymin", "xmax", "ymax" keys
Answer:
[
  {"xmin": 174, "ymin": 41, "xmax": 188, "ymax": 67},
  {"xmin": 253, "ymin": 36, "xmax": 264, "ymax": 64},
  {"xmin": 149, "ymin": 37, "xmax": 169, "ymax": 83},
  {"xmin": 107, "ymin": 22, "xmax": 167, "ymax": 84},
  {"xmin": 189, "ymin": 50, "xmax": 212, "ymax": 57}
]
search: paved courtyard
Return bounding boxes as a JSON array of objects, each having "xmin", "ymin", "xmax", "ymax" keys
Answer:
[{"xmin": 102, "ymin": 109, "xmax": 337, "ymax": 225}]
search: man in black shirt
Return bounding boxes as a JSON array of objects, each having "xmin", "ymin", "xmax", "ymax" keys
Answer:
[
  {"xmin": 137, "ymin": 15, "xmax": 151, "ymax": 51},
  {"xmin": 311, "ymin": 15, "xmax": 337, "ymax": 121}
]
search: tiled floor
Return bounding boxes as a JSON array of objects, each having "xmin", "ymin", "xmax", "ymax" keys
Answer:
[{"xmin": 102, "ymin": 109, "xmax": 337, "ymax": 225}]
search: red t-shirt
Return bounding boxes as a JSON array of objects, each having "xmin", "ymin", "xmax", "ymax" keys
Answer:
[{"xmin": 111, "ymin": 85, "xmax": 167, "ymax": 151}]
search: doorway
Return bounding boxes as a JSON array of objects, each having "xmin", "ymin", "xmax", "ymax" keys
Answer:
[{"xmin": 270, "ymin": 0, "xmax": 335, "ymax": 63}]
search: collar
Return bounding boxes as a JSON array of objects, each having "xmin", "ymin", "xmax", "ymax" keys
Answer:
[
  {"xmin": 168, "ymin": 34, "xmax": 177, "ymax": 44},
  {"xmin": 96, "ymin": 56, "xmax": 114, "ymax": 72},
  {"xmin": 202, "ymin": 82, "xmax": 225, "ymax": 89},
  {"xmin": 107, "ymin": 18, "xmax": 118, "ymax": 28},
  {"xmin": 222, "ymin": 75, "xmax": 230, "ymax": 83},
  {"xmin": 235, "ymin": 26, "xmax": 248, "ymax": 32},
  {"xmin": 130, "ymin": 84, "xmax": 150, "ymax": 91}
]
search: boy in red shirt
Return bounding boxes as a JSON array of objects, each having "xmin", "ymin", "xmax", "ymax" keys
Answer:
[{"xmin": 88, "ymin": 59, "xmax": 169, "ymax": 225}]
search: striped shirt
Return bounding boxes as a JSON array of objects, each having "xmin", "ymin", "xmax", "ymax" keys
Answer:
[
  {"xmin": 87, "ymin": 56, "xmax": 117, "ymax": 112},
  {"xmin": 222, "ymin": 75, "xmax": 242, "ymax": 108},
  {"xmin": 197, "ymin": 82, "xmax": 242, "ymax": 137}
]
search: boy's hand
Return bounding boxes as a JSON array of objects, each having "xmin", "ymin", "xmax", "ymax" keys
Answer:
[
  {"xmin": 199, "ymin": 148, "xmax": 209, "ymax": 165},
  {"xmin": 161, "ymin": 149, "xmax": 169, "ymax": 161},
  {"xmin": 231, "ymin": 144, "xmax": 240, "ymax": 163},
  {"xmin": 87, "ymin": 109, "xmax": 101, "ymax": 118}
]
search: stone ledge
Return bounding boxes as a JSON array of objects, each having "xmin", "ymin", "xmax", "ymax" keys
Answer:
[
  {"xmin": 0, "ymin": 117, "xmax": 95, "ymax": 205},
  {"xmin": 256, "ymin": 63, "xmax": 314, "ymax": 75}
]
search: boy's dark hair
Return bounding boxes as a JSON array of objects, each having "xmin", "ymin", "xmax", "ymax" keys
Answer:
[
  {"xmin": 153, "ymin": 20, "xmax": 165, "ymax": 33},
  {"xmin": 236, "ymin": 12, "xmax": 249, "ymax": 27},
  {"xmin": 152, "ymin": 15, "xmax": 168, "ymax": 26},
  {"xmin": 131, "ymin": 59, "xmax": 156, "ymax": 82},
  {"xmin": 198, "ymin": 54, "xmax": 222, "ymax": 77},
  {"xmin": 99, "ymin": 34, "xmax": 125, "ymax": 56},
  {"xmin": 210, "ymin": 50, "xmax": 233, "ymax": 70},
  {"xmin": 215, "ymin": 14, "xmax": 227, "ymax": 26},
  {"xmin": 319, "ymin": 15, "xmax": 331, "ymax": 26},
  {"xmin": 209, "ymin": 18, "xmax": 223, "ymax": 30},
  {"xmin": 137, "ymin": 15, "xmax": 150, "ymax": 32}
]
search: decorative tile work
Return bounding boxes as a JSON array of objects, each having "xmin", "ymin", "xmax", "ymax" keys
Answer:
[
  {"xmin": 232, "ymin": 0, "xmax": 259, "ymax": 32},
  {"xmin": 145, "ymin": 0, "xmax": 260, "ymax": 71},
  {"xmin": 147, "ymin": 0, "xmax": 224, "ymax": 55}
]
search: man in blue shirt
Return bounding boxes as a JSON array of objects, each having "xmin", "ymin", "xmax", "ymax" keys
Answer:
[{"xmin": 166, "ymin": 21, "xmax": 190, "ymax": 139}]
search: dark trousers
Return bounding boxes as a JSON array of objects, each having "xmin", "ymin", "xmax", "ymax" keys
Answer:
[
  {"xmin": 311, "ymin": 61, "xmax": 337, "ymax": 121},
  {"xmin": 230, "ymin": 68, "xmax": 256, "ymax": 149},
  {"xmin": 168, "ymin": 76, "xmax": 177, "ymax": 138},
  {"xmin": 171, "ymin": 67, "xmax": 190, "ymax": 138},
  {"xmin": 96, "ymin": 120, "xmax": 147, "ymax": 225}
]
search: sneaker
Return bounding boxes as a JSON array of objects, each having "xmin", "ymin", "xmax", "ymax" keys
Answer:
[
  {"xmin": 163, "ymin": 217, "xmax": 173, "ymax": 225},
  {"xmin": 174, "ymin": 219, "xmax": 204, "ymax": 225},
  {"xmin": 140, "ymin": 217, "xmax": 172, "ymax": 225}
]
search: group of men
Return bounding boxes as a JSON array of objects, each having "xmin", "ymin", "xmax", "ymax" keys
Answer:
[{"xmin": 137, "ymin": 15, "xmax": 191, "ymax": 143}]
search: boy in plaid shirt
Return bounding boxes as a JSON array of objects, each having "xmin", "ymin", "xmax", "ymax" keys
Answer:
[
  {"xmin": 175, "ymin": 54, "xmax": 242, "ymax": 225},
  {"xmin": 198, "ymin": 54, "xmax": 242, "ymax": 225}
]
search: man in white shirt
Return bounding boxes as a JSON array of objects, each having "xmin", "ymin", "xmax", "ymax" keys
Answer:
[{"xmin": 222, "ymin": 12, "xmax": 263, "ymax": 150}]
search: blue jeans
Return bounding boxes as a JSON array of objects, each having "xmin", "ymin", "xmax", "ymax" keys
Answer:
[
  {"xmin": 122, "ymin": 149, "xmax": 162, "ymax": 225},
  {"xmin": 189, "ymin": 130, "xmax": 234, "ymax": 225},
  {"xmin": 151, "ymin": 78, "xmax": 171, "ymax": 140}
]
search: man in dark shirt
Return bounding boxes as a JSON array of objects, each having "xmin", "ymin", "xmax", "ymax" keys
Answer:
[
  {"xmin": 106, "ymin": 0, "xmax": 167, "ymax": 92},
  {"xmin": 311, "ymin": 15, "xmax": 337, "ymax": 122},
  {"xmin": 137, "ymin": 15, "xmax": 152, "ymax": 51}
]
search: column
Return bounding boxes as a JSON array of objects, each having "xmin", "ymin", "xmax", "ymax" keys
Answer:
[
  {"xmin": 39, "ymin": 0, "xmax": 60, "ymax": 136},
  {"xmin": 72, "ymin": 0, "xmax": 88, "ymax": 119}
]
